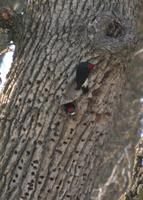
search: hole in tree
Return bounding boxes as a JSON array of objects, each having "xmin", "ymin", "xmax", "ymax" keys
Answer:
[
  {"xmin": 33, "ymin": 166, "xmax": 38, "ymax": 170},
  {"xmin": 15, "ymin": 174, "xmax": 18, "ymax": 178},
  {"xmin": 28, "ymin": 187, "xmax": 33, "ymax": 191},
  {"xmin": 26, "ymin": 151, "xmax": 30, "ymax": 155},
  {"xmin": 22, "ymin": 139, "xmax": 26, "ymax": 143},
  {"xmin": 14, "ymin": 150, "xmax": 18, "ymax": 154},
  {"xmin": 51, "ymin": 138, "xmax": 55, "ymax": 142},
  {"xmin": 55, "ymin": 121, "xmax": 60, "ymax": 126},
  {"xmin": 45, "ymin": 97, "xmax": 48, "ymax": 102},
  {"xmin": 56, "ymin": 149, "xmax": 62, "ymax": 154},
  {"xmin": 66, "ymin": 194, "xmax": 71, "ymax": 198},
  {"xmin": 18, "ymin": 166, "xmax": 22, "ymax": 170},
  {"xmin": 53, "ymin": 132, "xmax": 58, "ymax": 136},
  {"xmin": 70, "ymin": 128, "xmax": 74, "ymax": 133},
  {"xmin": 38, "ymin": 140, "xmax": 43, "ymax": 145},
  {"xmin": 31, "ymin": 172, "xmax": 35, "ymax": 176},
  {"xmin": 36, "ymin": 80, "xmax": 41, "ymax": 84},
  {"xmin": 27, "ymin": 98, "xmax": 32, "ymax": 103},
  {"xmin": 33, "ymin": 160, "xmax": 39, "ymax": 164},
  {"xmin": 37, "ymin": 122, "xmax": 42, "ymax": 127}
]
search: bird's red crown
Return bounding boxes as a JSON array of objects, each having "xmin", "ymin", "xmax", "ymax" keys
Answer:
[{"xmin": 87, "ymin": 63, "xmax": 94, "ymax": 72}]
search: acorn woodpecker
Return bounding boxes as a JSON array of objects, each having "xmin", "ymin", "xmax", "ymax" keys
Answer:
[
  {"xmin": 75, "ymin": 62, "xmax": 94, "ymax": 93},
  {"xmin": 63, "ymin": 102, "xmax": 75, "ymax": 116}
]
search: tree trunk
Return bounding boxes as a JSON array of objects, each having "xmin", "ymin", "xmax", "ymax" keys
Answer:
[{"xmin": 0, "ymin": 1, "xmax": 140, "ymax": 200}]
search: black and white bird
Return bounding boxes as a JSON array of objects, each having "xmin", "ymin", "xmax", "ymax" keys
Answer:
[
  {"xmin": 63, "ymin": 102, "xmax": 75, "ymax": 116},
  {"xmin": 75, "ymin": 61, "xmax": 94, "ymax": 93}
]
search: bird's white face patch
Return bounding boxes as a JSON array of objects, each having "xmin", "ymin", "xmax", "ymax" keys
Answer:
[{"xmin": 69, "ymin": 112, "xmax": 75, "ymax": 116}]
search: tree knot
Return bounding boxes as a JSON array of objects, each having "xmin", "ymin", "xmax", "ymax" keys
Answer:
[{"xmin": 105, "ymin": 19, "xmax": 124, "ymax": 38}]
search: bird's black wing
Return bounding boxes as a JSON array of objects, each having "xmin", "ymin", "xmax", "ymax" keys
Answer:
[{"xmin": 75, "ymin": 62, "xmax": 89, "ymax": 90}]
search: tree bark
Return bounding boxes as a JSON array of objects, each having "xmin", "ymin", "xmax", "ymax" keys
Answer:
[{"xmin": 0, "ymin": 1, "xmax": 140, "ymax": 200}]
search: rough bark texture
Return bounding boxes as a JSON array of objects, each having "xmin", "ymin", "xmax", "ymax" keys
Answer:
[{"xmin": 0, "ymin": 1, "xmax": 140, "ymax": 200}]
